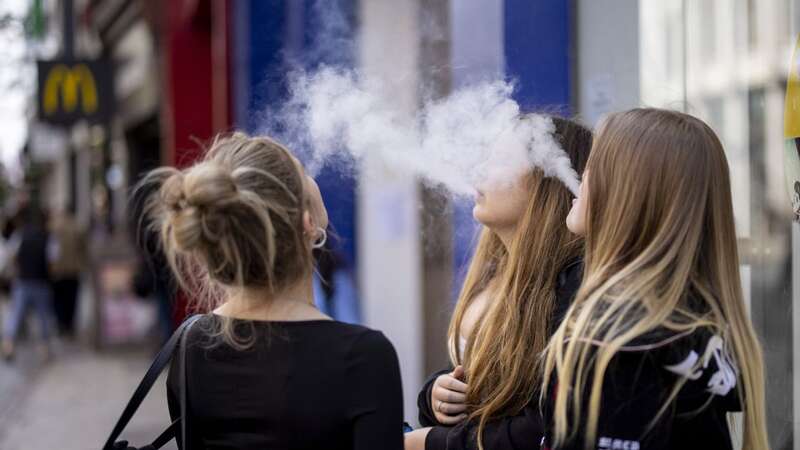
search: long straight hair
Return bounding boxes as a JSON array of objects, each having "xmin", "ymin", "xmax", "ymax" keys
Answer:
[
  {"xmin": 541, "ymin": 108, "xmax": 768, "ymax": 449},
  {"xmin": 447, "ymin": 116, "xmax": 592, "ymax": 447}
]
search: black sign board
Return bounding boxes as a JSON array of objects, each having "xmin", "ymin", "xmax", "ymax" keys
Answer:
[{"xmin": 37, "ymin": 60, "xmax": 113, "ymax": 126}]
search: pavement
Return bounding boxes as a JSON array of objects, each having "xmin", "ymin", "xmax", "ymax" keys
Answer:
[{"xmin": 0, "ymin": 340, "xmax": 177, "ymax": 450}]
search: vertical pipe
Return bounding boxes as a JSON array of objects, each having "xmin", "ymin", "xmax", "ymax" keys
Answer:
[
  {"xmin": 211, "ymin": 0, "xmax": 230, "ymax": 132},
  {"xmin": 419, "ymin": 0, "xmax": 453, "ymax": 377},
  {"xmin": 63, "ymin": 0, "xmax": 74, "ymax": 59},
  {"xmin": 681, "ymin": 0, "xmax": 688, "ymax": 111}
]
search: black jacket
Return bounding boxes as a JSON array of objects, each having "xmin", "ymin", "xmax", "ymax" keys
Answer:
[
  {"xmin": 541, "ymin": 328, "xmax": 741, "ymax": 450},
  {"xmin": 16, "ymin": 226, "xmax": 50, "ymax": 281},
  {"xmin": 422, "ymin": 265, "xmax": 741, "ymax": 450},
  {"xmin": 421, "ymin": 258, "xmax": 583, "ymax": 450}
]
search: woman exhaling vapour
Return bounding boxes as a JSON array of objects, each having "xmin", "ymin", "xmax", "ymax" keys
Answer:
[
  {"xmin": 540, "ymin": 108, "xmax": 769, "ymax": 449},
  {"xmin": 140, "ymin": 133, "xmax": 404, "ymax": 450},
  {"xmin": 405, "ymin": 115, "xmax": 593, "ymax": 450}
]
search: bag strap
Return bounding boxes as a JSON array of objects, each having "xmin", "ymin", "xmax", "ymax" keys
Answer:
[
  {"xmin": 179, "ymin": 312, "xmax": 193, "ymax": 448},
  {"xmin": 102, "ymin": 314, "xmax": 203, "ymax": 450},
  {"xmin": 150, "ymin": 419, "xmax": 180, "ymax": 449}
]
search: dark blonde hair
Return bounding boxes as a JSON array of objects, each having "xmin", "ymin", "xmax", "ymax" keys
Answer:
[
  {"xmin": 140, "ymin": 132, "xmax": 314, "ymax": 344},
  {"xmin": 448, "ymin": 115, "xmax": 592, "ymax": 448}
]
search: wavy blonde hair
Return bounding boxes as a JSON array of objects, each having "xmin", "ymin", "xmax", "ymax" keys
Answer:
[
  {"xmin": 447, "ymin": 116, "xmax": 592, "ymax": 448},
  {"xmin": 140, "ymin": 132, "xmax": 314, "ymax": 346},
  {"xmin": 541, "ymin": 108, "xmax": 768, "ymax": 449}
]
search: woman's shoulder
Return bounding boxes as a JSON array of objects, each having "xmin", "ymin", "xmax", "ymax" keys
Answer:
[
  {"xmin": 341, "ymin": 324, "xmax": 398, "ymax": 357},
  {"xmin": 185, "ymin": 314, "xmax": 384, "ymax": 343},
  {"xmin": 621, "ymin": 326, "xmax": 730, "ymax": 368},
  {"xmin": 184, "ymin": 315, "xmax": 398, "ymax": 364},
  {"xmin": 616, "ymin": 326, "xmax": 741, "ymax": 411}
]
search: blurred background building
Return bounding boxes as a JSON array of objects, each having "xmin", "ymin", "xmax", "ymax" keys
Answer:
[{"xmin": 0, "ymin": 0, "xmax": 797, "ymax": 449}]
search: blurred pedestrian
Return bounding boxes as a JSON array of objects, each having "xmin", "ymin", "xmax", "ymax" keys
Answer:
[
  {"xmin": 49, "ymin": 210, "xmax": 87, "ymax": 338},
  {"xmin": 313, "ymin": 241, "xmax": 342, "ymax": 314},
  {"xmin": 1, "ymin": 206, "xmax": 56, "ymax": 361},
  {"xmin": 313, "ymin": 241, "xmax": 360, "ymax": 323},
  {"xmin": 131, "ymin": 177, "xmax": 177, "ymax": 345}
]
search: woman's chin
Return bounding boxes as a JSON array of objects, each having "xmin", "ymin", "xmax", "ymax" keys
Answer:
[
  {"xmin": 565, "ymin": 215, "xmax": 584, "ymax": 236},
  {"xmin": 472, "ymin": 205, "xmax": 488, "ymax": 225}
]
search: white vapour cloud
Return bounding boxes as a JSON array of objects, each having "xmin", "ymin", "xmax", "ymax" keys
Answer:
[{"xmin": 266, "ymin": 66, "xmax": 581, "ymax": 197}]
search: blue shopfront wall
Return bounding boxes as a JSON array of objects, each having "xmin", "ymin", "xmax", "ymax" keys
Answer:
[
  {"xmin": 230, "ymin": 0, "xmax": 360, "ymax": 320},
  {"xmin": 451, "ymin": 0, "xmax": 574, "ymax": 294},
  {"xmin": 504, "ymin": 0, "xmax": 572, "ymax": 111},
  {"xmin": 230, "ymin": 0, "xmax": 573, "ymax": 308}
]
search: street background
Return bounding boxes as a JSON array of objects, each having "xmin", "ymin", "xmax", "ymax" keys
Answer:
[{"xmin": 0, "ymin": 1, "xmax": 798, "ymax": 449}]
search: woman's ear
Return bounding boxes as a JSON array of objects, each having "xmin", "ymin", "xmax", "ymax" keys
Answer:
[{"xmin": 303, "ymin": 210, "xmax": 315, "ymax": 236}]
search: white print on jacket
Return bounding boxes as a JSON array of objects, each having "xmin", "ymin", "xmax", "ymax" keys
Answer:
[
  {"xmin": 663, "ymin": 335, "xmax": 738, "ymax": 396},
  {"xmin": 598, "ymin": 436, "xmax": 640, "ymax": 450}
]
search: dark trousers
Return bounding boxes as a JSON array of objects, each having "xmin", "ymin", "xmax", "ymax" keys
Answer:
[
  {"xmin": 4, "ymin": 280, "xmax": 53, "ymax": 342},
  {"xmin": 53, "ymin": 278, "xmax": 79, "ymax": 335}
]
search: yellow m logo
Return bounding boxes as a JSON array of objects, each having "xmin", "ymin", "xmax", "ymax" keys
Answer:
[{"xmin": 42, "ymin": 64, "xmax": 98, "ymax": 115}]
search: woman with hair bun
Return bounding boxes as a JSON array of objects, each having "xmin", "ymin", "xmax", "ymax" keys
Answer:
[{"xmin": 142, "ymin": 132, "xmax": 404, "ymax": 450}]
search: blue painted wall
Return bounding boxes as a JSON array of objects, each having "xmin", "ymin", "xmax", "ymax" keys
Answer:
[
  {"xmin": 451, "ymin": 0, "xmax": 574, "ymax": 298},
  {"xmin": 504, "ymin": 0, "xmax": 572, "ymax": 112},
  {"xmin": 229, "ymin": 0, "xmax": 573, "ymax": 305},
  {"xmin": 231, "ymin": 0, "xmax": 359, "ymax": 270}
]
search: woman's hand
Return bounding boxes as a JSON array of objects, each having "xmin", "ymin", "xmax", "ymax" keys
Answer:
[
  {"xmin": 404, "ymin": 427, "xmax": 431, "ymax": 450},
  {"xmin": 431, "ymin": 365, "xmax": 468, "ymax": 425}
]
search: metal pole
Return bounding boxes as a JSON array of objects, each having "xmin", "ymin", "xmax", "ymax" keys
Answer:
[{"xmin": 62, "ymin": 0, "xmax": 74, "ymax": 59}]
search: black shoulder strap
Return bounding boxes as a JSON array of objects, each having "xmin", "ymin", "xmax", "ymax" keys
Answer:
[
  {"xmin": 102, "ymin": 314, "xmax": 203, "ymax": 450},
  {"xmin": 179, "ymin": 312, "xmax": 193, "ymax": 448}
]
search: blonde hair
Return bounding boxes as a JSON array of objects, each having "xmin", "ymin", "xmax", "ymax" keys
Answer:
[
  {"xmin": 541, "ymin": 108, "xmax": 768, "ymax": 449},
  {"xmin": 140, "ymin": 132, "xmax": 314, "ymax": 345},
  {"xmin": 447, "ymin": 116, "xmax": 592, "ymax": 448}
]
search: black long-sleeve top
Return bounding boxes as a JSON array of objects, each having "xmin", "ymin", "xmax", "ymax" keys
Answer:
[
  {"xmin": 166, "ymin": 314, "xmax": 404, "ymax": 450},
  {"xmin": 421, "ymin": 258, "xmax": 583, "ymax": 450}
]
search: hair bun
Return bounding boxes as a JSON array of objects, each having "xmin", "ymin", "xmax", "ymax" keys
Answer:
[
  {"xmin": 183, "ymin": 163, "xmax": 239, "ymax": 208},
  {"xmin": 143, "ymin": 131, "xmax": 313, "ymax": 302},
  {"xmin": 165, "ymin": 163, "xmax": 240, "ymax": 252}
]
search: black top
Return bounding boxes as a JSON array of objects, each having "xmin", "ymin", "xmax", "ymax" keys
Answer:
[
  {"xmin": 166, "ymin": 314, "xmax": 404, "ymax": 450},
  {"xmin": 15, "ymin": 226, "xmax": 50, "ymax": 281},
  {"xmin": 422, "ymin": 258, "xmax": 583, "ymax": 450},
  {"xmin": 541, "ymin": 328, "xmax": 741, "ymax": 450}
]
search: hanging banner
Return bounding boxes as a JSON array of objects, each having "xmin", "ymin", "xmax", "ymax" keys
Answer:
[{"xmin": 784, "ymin": 34, "xmax": 800, "ymax": 221}]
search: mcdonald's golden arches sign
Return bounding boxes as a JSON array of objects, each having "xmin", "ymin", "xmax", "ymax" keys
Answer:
[{"xmin": 37, "ymin": 60, "xmax": 113, "ymax": 125}]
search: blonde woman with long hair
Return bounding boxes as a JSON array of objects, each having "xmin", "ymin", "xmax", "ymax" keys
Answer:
[
  {"xmin": 541, "ymin": 108, "xmax": 768, "ymax": 449},
  {"xmin": 141, "ymin": 133, "xmax": 404, "ymax": 450},
  {"xmin": 405, "ymin": 115, "xmax": 593, "ymax": 450}
]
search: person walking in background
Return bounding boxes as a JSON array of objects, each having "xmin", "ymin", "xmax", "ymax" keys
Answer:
[
  {"xmin": 132, "ymin": 177, "xmax": 178, "ymax": 345},
  {"xmin": 49, "ymin": 210, "xmax": 87, "ymax": 338},
  {"xmin": 1, "ymin": 206, "xmax": 57, "ymax": 361}
]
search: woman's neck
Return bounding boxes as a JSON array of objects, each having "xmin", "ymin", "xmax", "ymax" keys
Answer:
[
  {"xmin": 215, "ymin": 276, "xmax": 331, "ymax": 322},
  {"xmin": 494, "ymin": 227, "xmax": 514, "ymax": 250}
]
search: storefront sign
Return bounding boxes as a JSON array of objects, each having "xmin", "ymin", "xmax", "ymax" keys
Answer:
[{"xmin": 37, "ymin": 60, "xmax": 113, "ymax": 125}]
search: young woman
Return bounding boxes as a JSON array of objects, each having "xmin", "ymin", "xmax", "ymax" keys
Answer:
[
  {"xmin": 142, "ymin": 132, "xmax": 404, "ymax": 450},
  {"xmin": 541, "ymin": 108, "xmax": 768, "ymax": 449},
  {"xmin": 406, "ymin": 115, "xmax": 593, "ymax": 450}
]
